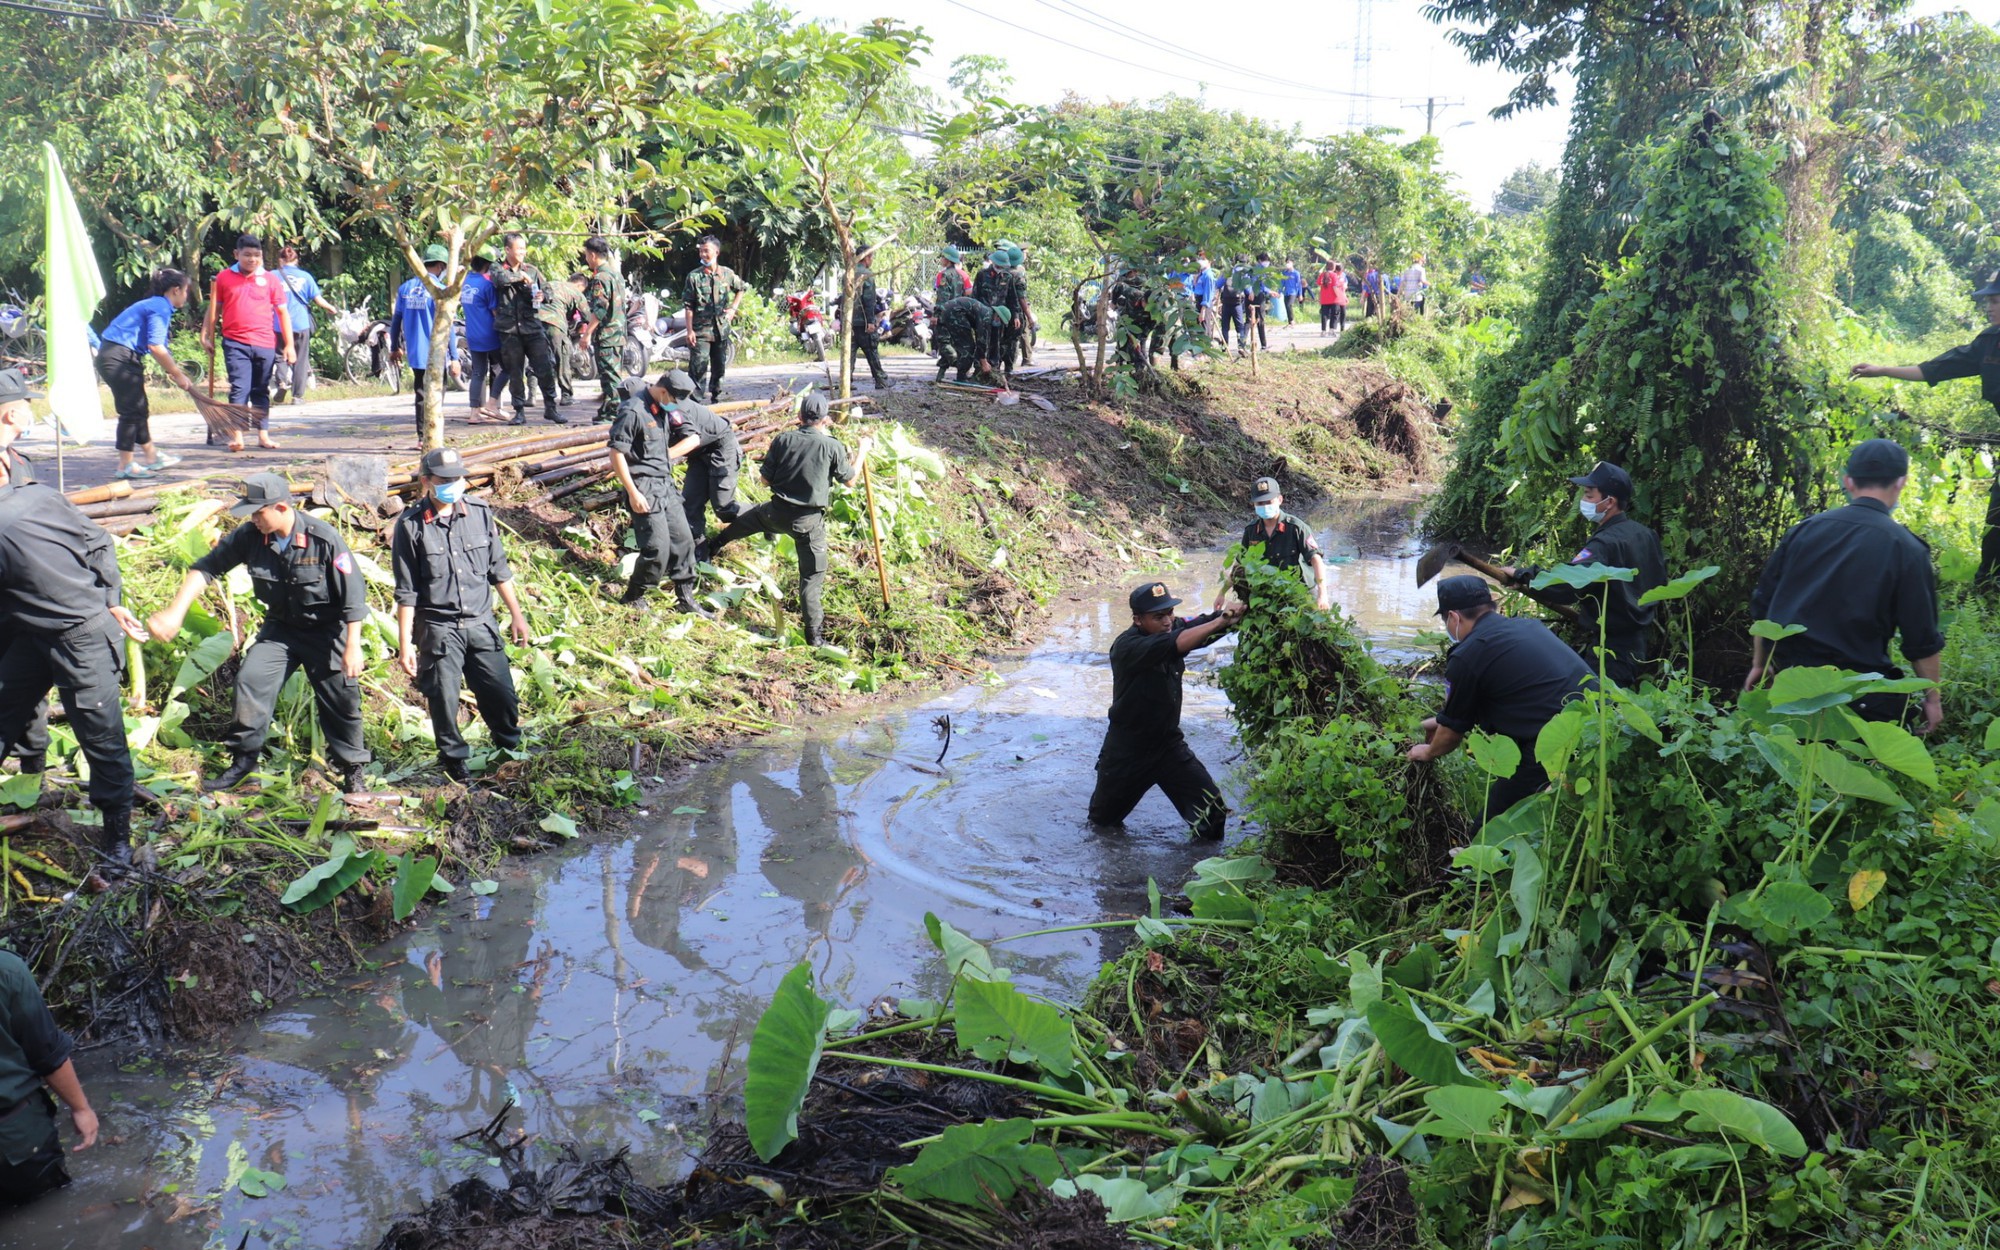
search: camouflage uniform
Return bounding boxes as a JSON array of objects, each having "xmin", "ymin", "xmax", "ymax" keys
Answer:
[
  {"xmin": 935, "ymin": 296, "xmax": 997, "ymax": 383},
  {"xmin": 683, "ymin": 264, "xmax": 746, "ymax": 403},
  {"xmin": 536, "ymin": 279, "xmax": 586, "ymax": 404},
  {"xmin": 584, "ymin": 265, "xmax": 627, "ymax": 423},
  {"xmin": 849, "ymin": 267, "xmax": 889, "ymax": 390}
]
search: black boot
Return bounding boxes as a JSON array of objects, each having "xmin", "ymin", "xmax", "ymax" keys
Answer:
[
  {"xmin": 340, "ymin": 763, "xmax": 369, "ymax": 795},
  {"xmin": 617, "ymin": 577, "xmax": 656, "ymax": 606},
  {"xmin": 675, "ymin": 583, "xmax": 716, "ymax": 619},
  {"xmin": 440, "ymin": 756, "xmax": 471, "ymax": 784},
  {"xmin": 15, "ymin": 752, "xmax": 44, "ymax": 777},
  {"xmin": 99, "ymin": 805, "xmax": 134, "ymax": 877},
  {"xmin": 203, "ymin": 752, "xmax": 261, "ymax": 793},
  {"xmin": 935, "ymin": 363, "xmax": 948, "ymax": 383}
]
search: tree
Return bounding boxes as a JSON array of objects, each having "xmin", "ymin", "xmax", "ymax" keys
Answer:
[
  {"xmin": 190, "ymin": 0, "xmax": 741, "ymax": 448},
  {"xmin": 948, "ymin": 54, "xmax": 1014, "ymax": 102},
  {"xmin": 1492, "ymin": 162, "xmax": 1558, "ymax": 218}
]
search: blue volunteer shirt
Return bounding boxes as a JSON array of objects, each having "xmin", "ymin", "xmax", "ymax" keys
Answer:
[
  {"xmin": 1189, "ymin": 268, "xmax": 1220, "ymax": 304},
  {"xmin": 99, "ymin": 295, "xmax": 176, "ymax": 352},
  {"xmin": 274, "ymin": 264, "xmax": 322, "ymax": 334},
  {"xmin": 1282, "ymin": 267, "xmax": 1302, "ymax": 296},
  {"xmin": 391, "ymin": 276, "xmax": 448, "ymax": 370},
  {"xmin": 461, "ymin": 272, "xmax": 500, "ymax": 353}
]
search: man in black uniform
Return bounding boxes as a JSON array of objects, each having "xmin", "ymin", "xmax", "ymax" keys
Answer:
[
  {"xmin": 0, "ymin": 948, "xmax": 98, "ymax": 1206},
  {"xmin": 705, "ymin": 393, "xmax": 871, "ymax": 647},
  {"xmin": 848, "ymin": 256, "xmax": 890, "ymax": 391},
  {"xmin": 492, "ymin": 232, "xmax": 563, "ymax": 426},
  {"xmin": 0, "ymin": 373, "xmax": 51, "ymax": 783},
  {"xmin": 934, "ymin": 297, "xmax": 1006, "ymax": 383},
  {"xmin": 1088, "ymin": 582, "xmax": 1245, "ymax": 841},
  {"xmin": 0, "ymin": 371, "xmax": 146, "ymax": 876},
  {"xmin": 682, "ymin": 234, "xmax": 746, "ymax": 405},
  {"xmin": 608, "ymin": 375, "xmax": 709, "ymax": 615},
  {"xmin": 148, "ymin": 473, "xmax": 373, "ymax": 793},
  {"xmin": 391, "ymin": 447, "xmax": 532, "ymax": 783},
  {"xmin": 1745, "ymin": 438, "xmax": 1944, "ymax": 731},
  {"xmin": 659, "ymin": 369, "xmax": 742, "ymax": 541},
  {"xmin": 1408, "ymin": 576, "xmax": 1592, "ymax": 822},
  {"xmin": 1851, "ymin": 270, "xmax": 2000, "ymax": 587},
  {"xmin": 1504, "ymin": 461, "xmax": 1668, "ymax": 685},
  {"xmin": 1213, "ymin": 477, "xmax": 1331, "ymax": 612}
]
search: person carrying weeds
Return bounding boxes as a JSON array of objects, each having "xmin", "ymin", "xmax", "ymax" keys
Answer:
[
  {"xmin": 1214, "ymin": 477, "xmax": 1330, "ymax": 612},
  {"xmin": 659, "ymin": 369, "xmax": 742, "ymax": 542},
  {"xmin": 1088, "ymin": 581, "xmax": 1245, "ymax": 842},
  {"xmin": 148, "ymin": 473, "xmax": 373, "ymax": 794},
  {"xmin": 1408, "ymin": 575, "xmax": 1591, "ymax": 823},
  {"xmin": 702, "ymin": 393, "xmax": 871, "ymax": 648},
  {"xmin": 0, "ymin": 369, "xmax": 147, "ymax": 882},
  {"xmin": 608, "ymin": 374, "xmax": 710, "ymax": 616},
  {"xmin": 1744, "ymin": 438, "xmax": 1944, "ymax": 733},
  {"xmin": 391, "ymin": 447, "xmax": 531, "ymax": 784},
  {"xmin": 1502, "ymin": 461, "xmax": 1667, "ymax": 686}
]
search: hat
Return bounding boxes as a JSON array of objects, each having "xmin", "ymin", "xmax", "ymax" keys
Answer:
[
  {"xmin": 992, "ymin": 305, "xmax": 1013, "ymax": 325},
  {"xmin": 421, "ymin": 244, "xmax": 450, "ymax": 265},
  {"xmin": 660, "ymin": 368, "xmax": 697, "ymax": 396},
  {"xmin": 1251, "ymin": 476, "xmax": 1282, "ymax": 504},
  {"xmin": 1128, "ymin": 581, "xmax": 1181, "ymax": 614},
  {"xmin": 1845, "ymin": 438, "xmax": 1910, "ymax": 480},
  {"xmin": 940, "ymin": 244, "xmax": 962, "ymax": 263},
  {"xmin": 1973, "ymin": 270, "xmax": 2000, "ymax": 298},
  {"xmin": 0, "ymin": 367, "xmax": 41, "ymax": 404},
  {"xmin": 798, "ymin": 392, "xmax": 830, "ymax": 423},
  {"xmin": 1434, "ymin": 574, "xmax": 1493, "ymax": 616},
  {"xmin": 229, "ymin": 472, "xmax": 293, "ymax": 517},
  {"xmin": 420, "ymin": 447, "xmax": 468, "ymax": 479},
  {"xmin": 1567, "ymin": 461, "xmax": 1634, "ymax": 505},
  {"xmin": 993, "ymin": 238, "xmax": 1018, "ymax": 254},
  {"xmin": 990, "ymin": 250, "xmax": 1011, "ymax": 268},
  {"xmin": 1006, "ymin": 245, "xmax": 1025, "ymax": 268}
]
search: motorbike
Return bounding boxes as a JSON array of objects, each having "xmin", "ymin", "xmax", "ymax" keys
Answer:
[
  {"xmin": 623, "ymin": 291, "xmax": 676, "ymax": 376},
  {"xmin": 888, "ymin": 291, "xmax": 932, "ymax": 353},
  {"xmin": 0, "ymin": 287, "xmax": 46, "ymax": 383},
  {"xmin": 783, "ymin": 288, "xmax": 827, "ymax": 361},
  {"xmin": 336, "ymin": 299, "xmax": 399, "ymax": 394}
]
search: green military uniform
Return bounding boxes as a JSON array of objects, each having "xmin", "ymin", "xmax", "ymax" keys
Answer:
[
  {"xmin": 492, "ymin": 260, "xmax": 561, "ymax": 424},
  {"xmin": 609, "ymin": 378, "xmax": 698, "ymax": 605},
  {"xmin": 971, "ymin": 259, "xmax": 1007, "ymax": 364},
  {"xmin": 584, "ymin": 265, "xmax": 627, "ymax": 424},
  {"xmin": 999, "ymin": 256, "xmax": 1031, "ymax": 376},
  {"xmin": 935, "ymin": 297, "xmax": 998, "ymax": 383},
  {"xmin": 850, "ymin": 267, "xmax": 889, "ymax": 390},
  {"xmin": 706, "ymin": 397, "xmax": 856, "ymax": 646},
  {"xmin": 537, "ymin": 279, "xmax": 585, "ymax": 405},
  {"xmin": 0, "ymin": 950, "xmax": 75, "ymax": 1204},
  {"xmin": 683, "ymin": 263, "xmax": 746, "ymax": 404}
]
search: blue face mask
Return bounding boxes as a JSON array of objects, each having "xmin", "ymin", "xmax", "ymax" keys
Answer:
[
  {"xmin": 1254, "ymin": 502, "xmax": 1280, "ymax": 520},
  {"xmin": 433, "ymin": 480, "xmax": 466, "ymax": 506}
]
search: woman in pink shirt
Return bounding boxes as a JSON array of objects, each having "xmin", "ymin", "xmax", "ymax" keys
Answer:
[
  {"xmin": 200, "ymin": 234, "xmax": 293, "ymax": 452},
  {"xmin": 1317, "ymin": 263, "xmax": 1348, "ymax": 335}
]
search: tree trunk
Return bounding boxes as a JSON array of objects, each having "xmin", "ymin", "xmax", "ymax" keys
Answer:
[
  {"xmin": 836, "ymin": 236, "xmax": 856, "ymax": 401},
  {"xmin": 422, "ymin": 294, "xmax": 457, "ymax": 450},
  {"xmin": 1090, "ymin": 262, "xmax": 1113, "ymax": 395}
]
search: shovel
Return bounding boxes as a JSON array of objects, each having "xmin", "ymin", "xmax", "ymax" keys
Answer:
[{"xmin": 1414, "ymin": 540, "xmax": 1582, "ymax": 625}]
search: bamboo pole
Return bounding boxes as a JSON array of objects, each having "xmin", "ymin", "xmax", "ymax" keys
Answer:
[
  {"xmin": 78, "ymin": 496, "xmax": 167, "ymax": 520},
  {"xmin": 63, "ymin": 480, "xmax": 135, "ymax": 506},
  {"xmin": 859, "ymin": 459, "xmax": 892, "ymax": 611}
]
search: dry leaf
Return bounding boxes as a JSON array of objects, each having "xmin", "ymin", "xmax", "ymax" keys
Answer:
[{"xmin": 1848, "ymin": 868, "xmax": 1888, "ymax": 912}]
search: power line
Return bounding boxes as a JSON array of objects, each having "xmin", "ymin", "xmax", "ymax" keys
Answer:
[{"xmin": 0, "ymin": 0, "xmax": 200, "ymax": 26}]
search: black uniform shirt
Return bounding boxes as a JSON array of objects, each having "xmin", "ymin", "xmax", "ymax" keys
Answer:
[
  {"xmin": 1106, "ymin": 612, "xmax": 1225, "ymax": 742},
  {"xmin": 609, "ymin": 394, "xmax": 677, "ymax": 488},
  {"xmin": 668, "ymin": 400, "xmax": 737, "ymax": 455},
  {"xmin": 0, "ymin": 950, "xmax": 71, "ymax": 1164},
  {"xmin": 1529, "ymin": 513, "xmax": 1668, "ymax": 654},
  {"xmin": 391, "ymin": 497, "xmax": 513, "ymax": 620},
  {"xmin": 1919, "ymin": 324, "xmax": 2000, "ymax": 411},
  {"xmin": 1436, "ymin": 613, "xmax": 1590, "ymax": 741},
  {"xmin": 1234, "ymin": 513, "xmax": 1321, "ymax": 581},
  {"xmin": 939, "ymin": 296, "xmax": 993, "ymax": 332},
  {"xmin": 0, "ymin": 481, "xmax": 122, "ymax": 634},
  {"xmin": 193, "ymin": 513, "xmax": 368, "ymax": 630},
  {"xmin": 3, "ymin": 447, "xmax": 35, "ymax": 486},
  {"xmin": 491, "ymin": 262, "xmax": 549, "ymax": 335},
  {"xmin": 760, "ymin": 426, "xmax": 855, "ymax": 509},
  {"xmin": 1749, "ymin": 496, "xmax": 1944, "ymax": 672}
]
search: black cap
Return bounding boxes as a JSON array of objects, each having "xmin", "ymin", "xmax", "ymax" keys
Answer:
[
  {"xmin": 1845, "ymin": 438, "xmax": 1909, "ymax": 481},
  {"xmin": 660, "ymin": 368, "xmax": 696, "ymax": 396},
  {"xmin": 0, "ymin": 367, "xmax": 42, "ymax": 404},
  {"xmin": 420, "ymin": 447, "xmax": 468, "ymax": 479},
  {"xmin": 229, "ymin": 472, "xmax": 293, "ymax": 517},
  {"xmin": 1434, "ymin": 574, "xmax": 1493, "ymax": 616},
  {"xmin": 1251, "ymin": 476, "xmax": 1282, "ymax": 504},
  {"xmin": 798, "ymin": 393, "xmax": 830, "ymax": 423},
  {"xmin": 1129, "ymin": 581, "xmax": 1181, "ymax": 614},
  {"xmin": 1972, "ymin": 270, "xmax": 2000, "ymax": 299},
  {"xmin": 1568, "ymin": 461, "xmax": 1634, "ymax": 505}
]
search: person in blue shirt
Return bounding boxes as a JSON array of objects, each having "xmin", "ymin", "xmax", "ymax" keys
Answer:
[
  {"xmin": 389, "ymin": 246, "xmax": 462, "ymax": 435},
  {"xmin": 460, "ymin": 254, "xmax": 507, "ymax": 422},
  {"xmin": 95, "ymin": 269, "xmax": 195, "ymax": 480},
  {"xmin": 271, "ymin": 245, "xmax": 339, "ymax": 405},
  {"xmin": 1280, "ymin": 261, "xmax": 1302, "ymax": 324},
  {"xmin": 1188, "ymin": 254, "xmax": 1221, "ymax": 344}
]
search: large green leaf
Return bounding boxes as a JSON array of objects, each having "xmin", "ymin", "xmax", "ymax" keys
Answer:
[
  {"xmin": 1498, "ymin": 838, "xmax": 1544, "ymax": 959},
  {"xmin": 887, "ymin": 1118, "xmax": 1061, "ymax": 1206},
  {"xmin": 391, "ymin": 851, "xmax": 440, "ymax": 923},
  {"xmin": 1055, "ymin": 1175, "xmax": 1183, "ymax": 1221},
  {"xmin": 1365, "ymin": 994, "xmax": 1483, "ymax": 1088},
  {"xmin": 1534, "ymin": 704, "xmax": 1585, "ymax": 778},
  {"xmin": 1758, "ymin": 881, "xmax": 1834, "ymax": 936},
  {"xmin": 1466, "ymin": 731, "xmax": 1521, "ymax": 780},
  {"xmin": 169, "ymin": 630, "xmax": 237, "ymax": 701},
  {"xmin": 1811, "ymin": 747, "xmax": 1910, "ymax": 809},
  {"xmin": 1422, "ymin": 1085, "xmax": 1507, "ymax": 1140},
  {"xmin": 281, "ymin": 835, "xmax": 382, "ymax": 913},
  {"xmin": 1186, "ymin": 855, "xmax": 1272, "ymax": 922},
  {"xmin": 1749, "ymin": 619, "xmax": 1808, "ymax": 642},
  {"xmin": 925, "ymin": 912, "xmax": 1009, "ymax": 983},
  {"xmin": 954, "ymin": 977, "xmax": 1074, "ymax": 1077},
  {"xmin": 1679, "ymin": 1088, "xmax": 1808, "ymax": 1158},
  {"xmin": 1530, "ymin": 562, "xmax": 1635, "ymax": 590},
  {"xmin": 744, "ymin": 963, "xmax": 833, "ymax": 1162},
  {"xmin": 1854, "ymin": 720, "xmax": 1937, "ymax": 788},
  {"xmin": 1636, "ymin": 565, "xmax": 1719, "ymax": 606},
  {"xmin": 1557, "ymin": 1093, "xmax": 1685, "ymax": 1141}
]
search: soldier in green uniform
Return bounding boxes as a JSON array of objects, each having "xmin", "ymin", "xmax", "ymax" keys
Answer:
[
  {"xmin": 972, "ymin": 245, "xmax": 1012, "ymax": 366},
  {"xmin": 849, "ymin": 254, "xmax": 890, "ymax": 391},
  {"xmin": 535, "ymin": 272, "xmax": 587, "ymax": 409},
  {"xmin": 704, "ymin": 393, "xmax": 873, "ymax": 647},
  {"xmin": 608, "ymin": 374, "xmax": 710, "ymax": 616},
  {"xmin": 934, "ymin": 296, "xmax": 1007, "ymax": 383},
  {"xmin": 582, "ymin": 237, "xmax": 627, "ymax": 424},
  {"xmin": 491, "ymin": 232, "xmax": 562, "ymax": 426},
  {"xmin": 148, "ymin": 473, "xmax": 373, "ymax": 794},
  {"xmin": 1851, "ymin": 270, "xmax": 2000, "ymax": 587},
  {"xmin": 999, "ymin": 245, "xmax": 1033, "ymax": 377},
  {"xmin": 682, "ymin": 234, "xmax": 747, "ymax": 405}
]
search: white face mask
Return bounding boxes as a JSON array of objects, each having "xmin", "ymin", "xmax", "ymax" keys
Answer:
[
  {"xmin": 1254, "ymin": 502, "xmax": 1279, "ymax": 520},
  {"xmin": 1579, "ymin": 498, "xmax": 1603, "ymax": 523}
]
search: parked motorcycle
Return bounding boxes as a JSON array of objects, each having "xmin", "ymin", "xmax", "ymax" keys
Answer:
[
  {"xmin": 336, "ymin": 299, "xmax": 399, "ymax": 394},
  {"xmin": 0, "ymin": 287, "xmax": 46, "ymax": 383},
  {"xmin": 783, "ymin": 288, "xmax": 827, "ymax": 361},
  {"xmin": 889, "ymin": 291, "xmax": 932, "ymax": 353}
]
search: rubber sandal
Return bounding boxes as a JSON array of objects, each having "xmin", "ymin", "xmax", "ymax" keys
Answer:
[
  {"xmin": 114, "ymin": 465, "xmax": 154, "ymax": 480},
  {"xmin": 142, "ymin": 454, "xmax": 182, "ymax": 472}
]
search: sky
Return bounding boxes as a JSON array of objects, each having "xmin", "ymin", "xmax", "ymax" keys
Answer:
[{"xmin": 714, "ymin": 0, "xmax": 2000, "ymax": 210}]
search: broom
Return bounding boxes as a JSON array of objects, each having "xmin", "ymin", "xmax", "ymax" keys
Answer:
[{"xmin": 175, "ymin": 378, "xmax": 256, "ymax": 442}]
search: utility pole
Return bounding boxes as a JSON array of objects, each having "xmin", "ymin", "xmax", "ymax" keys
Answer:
[
  {"xmin": 1346, "ymin": 0, "xmax": 1375, "ymax": 130},
  {"xmin": 1403, "ymin": 96, "xmax": 1466, "ymax": 135}
]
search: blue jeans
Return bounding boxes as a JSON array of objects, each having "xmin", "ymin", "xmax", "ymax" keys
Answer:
[{"xmin": 223, "ymin": 337, "xmax": 276, "ymax": 421}]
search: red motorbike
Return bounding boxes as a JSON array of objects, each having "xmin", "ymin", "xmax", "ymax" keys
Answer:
[{"xmin": 785, "ymin": 289, "xmax": 827, "ymax": 361}]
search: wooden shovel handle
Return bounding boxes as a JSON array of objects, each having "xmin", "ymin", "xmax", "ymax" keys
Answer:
[{"xmin": 1452, "ymin": 549, "xmax": 1583, "ymax": 625}]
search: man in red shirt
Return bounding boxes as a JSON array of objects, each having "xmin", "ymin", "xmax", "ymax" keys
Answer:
[{"xmin": 201, "ymin": 235, "xmax": 293, "ymax": 452}]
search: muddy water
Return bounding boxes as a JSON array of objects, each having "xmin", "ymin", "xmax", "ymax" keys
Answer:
[{"xmin": 17, "ymin": 491, "xmax": 1433, "ymax": 1250}]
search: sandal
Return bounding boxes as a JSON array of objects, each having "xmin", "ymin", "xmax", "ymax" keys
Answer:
[
  {"xmin": 141, "ymin": 453, "xmax": 183, "ymax": 472},
  {"xmin": 114, "ymin": 464, "xmax": 155, "ymax": 480}
]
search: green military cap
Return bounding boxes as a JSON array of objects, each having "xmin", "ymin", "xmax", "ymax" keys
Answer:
[
  {"xmin": 993, "ymin": 238, "xmax": 1018, "ymax": 253},
  {"xmin": 1006, "ymin": 246, "xmax": 1025, "ymax": 268},
  {"xmin": 992, "ymin": 306, "xmax": 1013, "ymax": 325},
  {"xmin": 421, "ymin": 244, "xmax": 450, "ymax": 264},
  {"xmin": 940, "ymin": 244, "xmax": 962, "ymax": 263},
  {"xmin": 990, "ymin": 249, "xmax": 1011, "ymax": 268}
]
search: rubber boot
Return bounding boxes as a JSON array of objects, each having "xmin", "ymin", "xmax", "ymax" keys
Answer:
[
  {"xmin": 340, "ymin": 763, "xmax": 369, "ymax": 795},
  {"xmin": 675, "ymin": 583, "xmax": 716, "ymax": 619},
  {"xmin": 440, "ymin": 756, "xmax": 471, "ymax": 784},
  {"xmin": 935, "ymin": 362, "xmax": 948, "ymax": 383},
  {"xmin": 204, "ymin": 751, "xmax": 261, "ymax": 793},
  {"xmin": 93, "ymin": 805, "xmax": 134, "ymax": 889}
]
